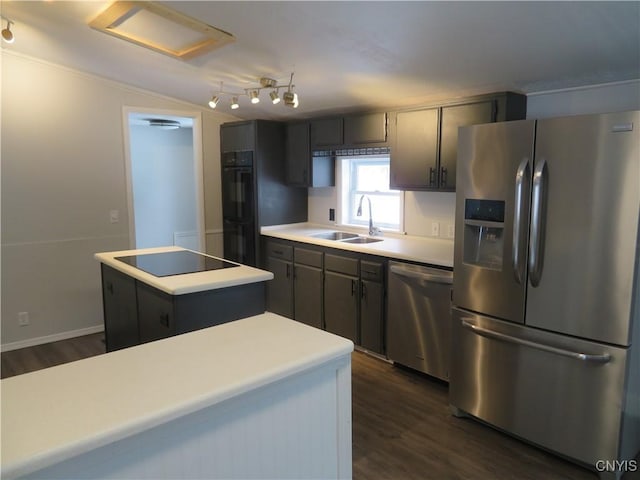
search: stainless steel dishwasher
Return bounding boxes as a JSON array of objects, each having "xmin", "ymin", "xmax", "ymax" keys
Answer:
[{"xmin": 386, "ymin": 261, "xmax": 453, "ymax": 381}]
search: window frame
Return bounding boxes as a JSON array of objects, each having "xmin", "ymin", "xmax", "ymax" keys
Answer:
[{"xmin": 337, "ymin": 154, "xmax": 403, "ymax": 232}]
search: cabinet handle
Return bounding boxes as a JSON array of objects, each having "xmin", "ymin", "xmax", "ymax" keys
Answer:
[
  {"xmin": 351, "ymin": 279, "xmax": 357, "ymax": 296},
  {"xmin": 106, "ymin": 282, "xmax": 114, "ymax": 294},
  {"xmin": 273, "ymin": 249, "xmax": 284, "ymax": 255},
  {"xmin": 303, "ymin": 169, "xmax": 308, "ymax": 183},
  {"xmin": 286, "ymin": 263, "xmax": 291, "ymax": 278},
  {"xmin": 429, "ymin": 167, "xmax": 436, "ymax": 187},
  {"xmin": 441, "ymin": 167, "xmax": 447, "ymax": 186},
  {"xmin": 361, "ymin": 282, "xmax": 367, "ymax": 300},
  {"xmin": 160, "ymin": 313, "xmax": 169, "ymax": 327}
]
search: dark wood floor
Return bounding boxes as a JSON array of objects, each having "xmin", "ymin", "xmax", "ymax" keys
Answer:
[{"xmin": 1, "ymin": 335, "xmax": 628, "ymax": 479}]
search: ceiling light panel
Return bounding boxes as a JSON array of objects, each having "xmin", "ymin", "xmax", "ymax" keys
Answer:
[{"xmin": 89, "ymin": 1, "xmax": 235, "ymax": 60}]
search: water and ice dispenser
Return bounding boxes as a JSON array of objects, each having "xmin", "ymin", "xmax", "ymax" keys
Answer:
[{"xmin": 463, "ymin": 199, "xmax": 505, "ymax": 271}]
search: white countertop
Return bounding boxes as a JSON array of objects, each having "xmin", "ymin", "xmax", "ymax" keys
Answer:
[
  {"xmin": 95, "ymin": 246, "xmax": 273, "ymax": 295},
  {"xmin": 262, "ymin": 223, "xmax": 454, "ymax": 268},
  {"xmin": 0, "ymin": 313, "xmax": 354, "ymax": 479}
]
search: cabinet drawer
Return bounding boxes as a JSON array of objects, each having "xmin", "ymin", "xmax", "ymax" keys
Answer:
[
  {"xmin": 360, "ymin": 260, "xmax": 384, "ymax": 282},
  {"xmin": 325, "ymin": 254, "xmax": 359, "ymax": 276},
  {"xmin": 267, "ymin": 242, "xmax": 293, "ymax": 261},
  {"xmin": 294, "ymin": 247, "xmax": 323, "ymax": 268}
]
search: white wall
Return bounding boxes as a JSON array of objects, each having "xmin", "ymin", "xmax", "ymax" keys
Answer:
[
  {"xmin": 1, "ymin": 52, "xmax": 237, "ymax": 349},
  {"xmin": 308, "ymin": 80, "xmax": 640, "ymax": 239},
  {"xmin": 130, "ymin": 125, "xmax": 197, "ymax": 248}
]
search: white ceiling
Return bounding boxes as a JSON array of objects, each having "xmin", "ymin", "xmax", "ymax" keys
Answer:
[{"xmin": 2, "ymin": 1, "xmax": 639, "ymax": 120}]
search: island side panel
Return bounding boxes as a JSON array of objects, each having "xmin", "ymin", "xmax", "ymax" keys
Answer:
[
  {"xmin": 19, "ymin": 356, "xmax": 352, "ymax": 480},
  {"xmin": 173, "ymin": 281, "xmax": 266, "ymax": 334}
]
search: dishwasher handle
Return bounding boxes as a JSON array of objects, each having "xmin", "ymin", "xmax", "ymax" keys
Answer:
[{"xmin": 390, "ymin": 264, "xmax": 453, "ymax": 285}]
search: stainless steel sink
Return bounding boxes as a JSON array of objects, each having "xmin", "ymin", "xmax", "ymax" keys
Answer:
[
  {"xmin": 341, "ymin": 237, "xmax": 384, "ymax": 244},
  {"xmin": 311, "ymin": 231, "xmax": 360, "ymax": 241}
]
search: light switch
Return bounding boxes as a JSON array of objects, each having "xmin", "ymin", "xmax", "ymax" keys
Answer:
[{"xmin": 110, "ymin": 210, "xmax": 119, "ymax": 224}]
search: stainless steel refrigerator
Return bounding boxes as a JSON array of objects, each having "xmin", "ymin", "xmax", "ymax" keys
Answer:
[{"xmin": 450, "ymin": 111, "xmax": 640, "ymax": 472}]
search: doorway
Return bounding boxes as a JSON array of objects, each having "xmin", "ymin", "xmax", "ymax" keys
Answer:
[{"xmin": 123, "ymin": 108, "xmax": 205, "ymax": 251}]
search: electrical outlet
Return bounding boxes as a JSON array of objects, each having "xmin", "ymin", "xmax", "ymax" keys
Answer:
[
  {"xmin": 109, "ymin": 209, "xmax": 119, "ymax": 224},
  {"xmin": 329, "ymin": 208, "xmax": 335, "ymax": 222},
  {"xmin": 18, "ymin": 311, "xmax": 30, "ymax": 326},
  {"xmin": 431, "ymin": 222, "xmax": 440, "ymax": 237},
  {"xmin": 447, "ymin": 224, "xmax": 455, "ymax": 238}
]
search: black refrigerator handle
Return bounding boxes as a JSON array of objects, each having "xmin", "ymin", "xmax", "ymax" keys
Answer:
[{"xmin": 529, "ymin": 158, "xmax": 548, "ymax": 287}]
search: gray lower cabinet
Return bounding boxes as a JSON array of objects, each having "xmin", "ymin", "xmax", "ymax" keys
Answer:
[
  {"xmin": 101, "ymin": 264, "xmax": 139, "ymax": 351},
  {"xmin": 137, "ymin": 281, "xmax": 174, "ymax": 343},
  {"xmin": 293, "ymin": 247, "xmax": 323, "ymax": 329},
  {"xmin": 324, "ymin": 270, "xmax": 359, "ymax": 343},
  {"xmin": 360, "ymin": 260, "xmax": 385, "ymax": 354},
  {"xmin": 324, "ymin": 253, "xmax": 385, "ymax": 352},
  {"xmin": 265, "ymin": 242, "xmax": 294, "ymax": 318},
  {"xmin": 263, "ymin": 238, "xmax": 386, "ymax": 352},
  {"xmin": 101, "ymin": 264, "xmax": 266, "ymax": 352}
]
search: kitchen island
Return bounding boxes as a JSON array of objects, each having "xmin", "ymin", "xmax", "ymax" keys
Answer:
[
  {"xmin": 1, "ymin": 313, "xmax": 354, "ymax": 480},
  {"xmin": 95, "ymin": 246, "xmax": 273, "ymax": 351}
]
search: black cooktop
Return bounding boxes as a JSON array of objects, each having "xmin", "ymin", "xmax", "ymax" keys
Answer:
[{"xmin": 115, "ymin": 250, "xmax": 239, "ymax": 277}]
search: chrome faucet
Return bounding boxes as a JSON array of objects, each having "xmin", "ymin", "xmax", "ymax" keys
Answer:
[{"xmin": 357, "ymin": 195, "xmax": 381, "ymax": 236}]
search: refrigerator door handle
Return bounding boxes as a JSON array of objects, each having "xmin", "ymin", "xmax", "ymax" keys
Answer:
[
  {"xmin": 512, "ymin": 158, "xmax": 530, "ymax": 284},
  {"xmin": 461, "ymin": 319, "xmax": 611, "ymax": 363},
  {"xmin": 528, "ymin": 158, "xmax": 548, "ymax": 287}
]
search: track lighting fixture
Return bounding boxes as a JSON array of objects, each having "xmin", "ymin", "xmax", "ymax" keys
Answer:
[
  {"xmin": 206, "ymin": 72, "xmax": 299, "ymax": 110},
  {"xmin": 1, "ymin": 17, "xmax": 14, "ymax": 44}
]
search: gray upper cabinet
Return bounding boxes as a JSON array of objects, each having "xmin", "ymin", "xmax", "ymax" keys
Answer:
[
  {"xmin": 220, "ymin": 121, "xmax": 255, "ymax": 152},
  {"xmin": 310, "ymin": 117, "xmax": 343, "ymax": 148},
  {"xmin": 286, "ymin": 121, "xmax": 335, "ymax": 187},
  {"xmin": 285, "ymin": 121, "xmax": 310, "ymax": 186},
  {"xmin": 390, "ymin": 92, "xmax": 526, "ymax": 191},
  {"xmin": 343, "ymin": 112, "xmax": 388, "ymax": 146},
  {"xmin": 390, "ymin": 108, "xmax": 440, "ymax": 190},
  {"xmin": 438, "ymin": 100, "xmax": 496, "ymax": 190}
]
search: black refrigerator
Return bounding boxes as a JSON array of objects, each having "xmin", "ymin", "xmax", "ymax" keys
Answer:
[{"xmin": 220, "ymin": 120, "xmax": 307, "ymax": 266}]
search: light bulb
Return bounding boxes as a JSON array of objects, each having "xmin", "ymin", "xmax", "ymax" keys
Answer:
[
  {"xmin": 208, "ymin": 95, "xmax": 219, "ymax": 109},
  {"xmin": 270, "ymin": 91, "xmax": 280, "ymax": 104},
  {"xmin": 250, "ymin": 90, "xmax": 260, "ymax": 104},
  {"xmin": 231, "ymin": 97, "xmax": 239, "ymax": 109}
]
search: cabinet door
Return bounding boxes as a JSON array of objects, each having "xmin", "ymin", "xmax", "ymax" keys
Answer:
[
  {"xmin": 310, "ymin": 117, "xmax": 343, "ymax": 148},
  {"xmin": 285, "ymin": 122, "xmax": 310, "ymax": 186},
  {"xmin": 360, "ymin": 279, "xmax": 384, "ymax": 354},
  {"xmin": 137, "ymin": 282, "xmax": 174, "ymax": 344},
  {"xmin": 439, "ymin": 101, "xmax": 495, "ymax": 190},
  {"xmin": 324, "ymin": 271, "xmax": 358, "ymax": 343},
  {"xmin": 344, "ymin": 112, "xmax": 387, "ymax": 145},
  {"xmin": 294, "ymin": 264, "xmax": 323, "ymax": 329},
  {"xmin": 391, "ymin": 108, "xmax": 439, "ymax": 190},
  {"xmin": 101, "ymin": 265, "xmax": 139, "ymax": 352},
  {"xmin": 266, "ymin": 257, "xmax": 294, "ymax": 318},
  {"xmin": 221, "ymin": 122, "xmax": 254, "ymax": 152}
]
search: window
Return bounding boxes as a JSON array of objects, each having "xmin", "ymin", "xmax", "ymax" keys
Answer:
[{"xmin": 338, "ymin": 155, "xmax": 402, "ymax": 231}]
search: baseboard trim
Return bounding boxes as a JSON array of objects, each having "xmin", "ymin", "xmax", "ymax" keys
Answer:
[{"xmin": 1, "ymin": 325, "xmax": 105, "ymax": 352}]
